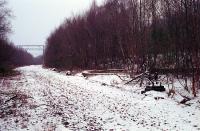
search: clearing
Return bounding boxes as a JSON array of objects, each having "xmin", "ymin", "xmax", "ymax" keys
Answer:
[{"xmin": 0, "ymin": 65, "xmax": 200, "ymax": 131}]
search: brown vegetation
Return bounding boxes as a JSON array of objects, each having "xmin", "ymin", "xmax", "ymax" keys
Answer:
[{"xmin": 43, "ymin": 0, "xmax": 200, "ymax": 96}]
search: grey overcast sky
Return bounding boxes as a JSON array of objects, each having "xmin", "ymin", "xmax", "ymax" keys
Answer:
[{"xmin": 7, "ymin": 0, "xmax": 103, "ymax": 56}]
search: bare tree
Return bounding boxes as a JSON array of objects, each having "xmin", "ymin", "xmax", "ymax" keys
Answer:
[
  {"xmin": 0, "ymin": 0, "xmax": 11, "ymax": 39},
  {"xmin": 44, "ymin": 0, "xmax": 200, "ymax": 96}
]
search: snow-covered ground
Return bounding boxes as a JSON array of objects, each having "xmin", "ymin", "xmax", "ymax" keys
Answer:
[{"xmin": 0, "ymin": 65, "xmax": 200, "ymax": 131}]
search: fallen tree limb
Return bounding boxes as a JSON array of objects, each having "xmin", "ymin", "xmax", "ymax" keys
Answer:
[
  {"xmin": 82, "ymin": 69, "xmax": 126, "ymax": 77},
  {"xmin": 82, "ymin": 72, "xmax": 119, "ymax": 77},
  {"xmin": 0, "ymin": 91, "xmax": 19, "ymax": 95},
  {"xmin": 115, "ymin": 74, "xmax": 128, "ymax": 81},
  {"xmin": 4, "ymin": 95, "xmax": 18, "ymax": 104},
  {"xmin": 124, "ymin": 73, "xmax": 145, "ymax": 85}
]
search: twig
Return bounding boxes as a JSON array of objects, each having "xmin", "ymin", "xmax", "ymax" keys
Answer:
[
  {"xmin": 115, "ymin": 74, "xmax": 127, "ymax": 81},
  {"xmin": 124, "ymin": 73, "xmax": 144, "ymax": 85},
  {"xmin": 177, "ymin": 91, "xmax": 192, "ymax": 100},
  {"xmin": 4, "ymin": 95, "xmax": 18, "ymax": 104}
]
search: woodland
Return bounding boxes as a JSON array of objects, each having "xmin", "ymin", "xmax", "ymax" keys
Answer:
[
  {"xmin": 45, "ymin": 0, "xmax": 200, "ymax": 96},
  {"xmin": 0, "ymin": 1, "xmax": 43, "ymax": 76}
]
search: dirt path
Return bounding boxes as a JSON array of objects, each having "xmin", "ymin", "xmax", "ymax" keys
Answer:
[{"xmin": 0, "ymin": 65, "xmax": 200, "ymax": 131}]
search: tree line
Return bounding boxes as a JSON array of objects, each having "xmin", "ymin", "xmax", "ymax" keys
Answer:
[
  {"xmin": 0, "ymin": 0, "xmax": 34, "ymax": 74},
  {"xmin": 44, "ymin": 0, "xmax": 200, "ymax": 71},
  {"xmin": 0, "ymin": 40, "xmax": 34, "ymax": 67}
]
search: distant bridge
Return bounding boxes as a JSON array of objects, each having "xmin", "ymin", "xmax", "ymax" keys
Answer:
[{"xmin": 17, "ymin": 45, "xmax": 45, "ymax": 56}]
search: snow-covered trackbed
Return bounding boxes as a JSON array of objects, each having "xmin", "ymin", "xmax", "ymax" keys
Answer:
[{"xmin": 0, "ymin": 65, "xmax": 200, "ymax": 131}]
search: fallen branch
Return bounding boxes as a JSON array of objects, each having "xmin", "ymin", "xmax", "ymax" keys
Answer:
[
  {"xmin": 4, "ymin": 95, "xmax": 18, "ymax": 104},
  {"xmin": 124, "ymin": 73, "xmax": 144, "ymax": 85},
  {"xmin": 115, "ymin": 74, "xmax": 127, "ymax": 81},
  {"xmin": 0, "ymin": 91, "xmax": 19, "ymax": 95},
  {"xmin": 173, "ymin": 91, "xmax": 192, "ymax": 106},
  {"xmin": 82, "ymin": 69, "xmax": 126, "ymax": 77},
  {"xmin": 82, "ymin": 72, "xmax": 118, "ymax": 77},
  {"xmin": 180, "ymin": 98, "xmax": 191, "ymax": 105}
]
